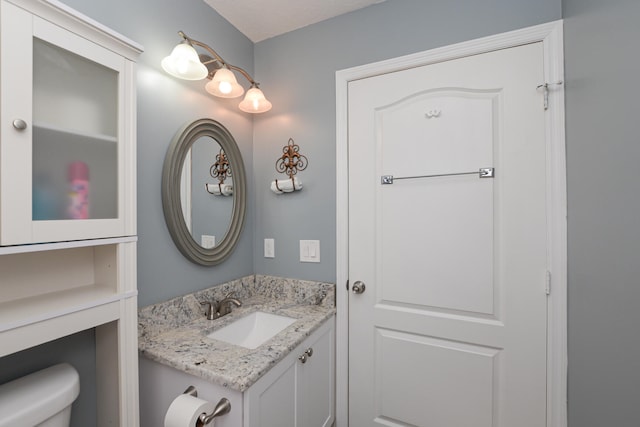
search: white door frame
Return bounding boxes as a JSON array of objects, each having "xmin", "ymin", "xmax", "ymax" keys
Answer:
[{"xmin": 335, "ymin": 20, "xmax": 566, "ymax": 427}]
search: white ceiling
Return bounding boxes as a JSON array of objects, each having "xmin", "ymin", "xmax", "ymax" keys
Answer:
[{"xmin": 203, "ymin": 0, "xmax": 386, "ymax": 43}]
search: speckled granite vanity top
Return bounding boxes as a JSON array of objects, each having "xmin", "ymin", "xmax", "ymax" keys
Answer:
[{"xmin": 138, "ymin": 275, "xmax": 335, "ymax": 392}]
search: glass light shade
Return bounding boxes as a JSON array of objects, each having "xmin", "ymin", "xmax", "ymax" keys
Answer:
[
  {"xmin": 238, "ymin": 87, "xmax": 272, "ymax": 113},
  {"xmin": 205, "ymin": 68, "xmax": 245, "ymax": 98},
  {"xmin": 161, "ymin": 43, "xmax": 208, "ymax": 80}
]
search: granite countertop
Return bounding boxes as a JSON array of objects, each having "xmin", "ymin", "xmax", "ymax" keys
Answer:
[{"xmin": 138, "ymin": 275, "xmax": 336, "ymax": 392}]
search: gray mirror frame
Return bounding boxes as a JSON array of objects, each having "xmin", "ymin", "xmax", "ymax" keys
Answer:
[{"xmin": 162, "ymin": 118, "xmax": 246, "ymax": 266}]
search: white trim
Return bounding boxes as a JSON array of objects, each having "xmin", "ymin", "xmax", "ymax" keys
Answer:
[
  {"xmin": 0, "ymin": 235, "xmax": 137, "ymax": 255},
  {"xmin": 6, "ymin": 0, "xmax": 143, "ymax": 59},
  {"xmin": 335, "ymin": 20, "xmax": 567, "ymax": 427},
  {"xmin": 540, "ymin": 22, "xmax": 568, "ymax": 427}
]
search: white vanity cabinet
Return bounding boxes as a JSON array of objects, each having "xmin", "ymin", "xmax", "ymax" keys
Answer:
[
  {"xmin": 244, "ymin": 316, "xmax": 335, "ymax": 427},
  {"xmin": 0, "ymin": 0, "xmax": 141, "ymax": 425},
  {"xmin": 139, "ymin": 316, "xmax": 335, "ymax": 427},
  {"xmin": 0, "ymin": 0, "xmax": 140, "ymax": 245}
]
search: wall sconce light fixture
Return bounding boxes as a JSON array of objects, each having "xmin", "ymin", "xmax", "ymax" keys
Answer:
[
  {"xmin": 206, "ymin": 148, "xmax": 233, "ymax": 196},
  {"xmin": 162, "ymin": 31, "xmax": 272, "ymax": 113},
  {"xmin": 271, "ymin": 138, "xmax": 308, "ymax": 194}
]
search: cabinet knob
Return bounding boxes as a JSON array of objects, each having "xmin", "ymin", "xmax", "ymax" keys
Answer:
[
  {"xmin": 12, "ymin": 119, "xmax": 27, "ymax": 131},
  {"xmin": 305, "ymin": 348, "xmax": 313, "ymax": 358},
  {"xmin": 299, "ymin": 353, "xmax": 308, "ymax": 364}
]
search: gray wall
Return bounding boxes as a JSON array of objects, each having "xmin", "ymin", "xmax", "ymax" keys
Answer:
[
  {"xmin": 563, "ymin": 0, "xmax": 640, "ymax": 425},
  {"xmin": 251, "ymin": 0, "xmax": 562, "ymax": 282},
  {"xmin": 58, "ymin": 0, "xmax": 256, "ymax": 306},
  {"xmin": 0, "ymin": 330, "xmax": 96, "ymax": 426}
]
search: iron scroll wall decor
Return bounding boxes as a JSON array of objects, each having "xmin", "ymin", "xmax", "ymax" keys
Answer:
[
  {"xmin": 206, "ymin": 148, "xmax": 233, "ymax": 196},
  {"xmin": 271, "ymin": 138, "xmax": 308, "ymax": 194}
]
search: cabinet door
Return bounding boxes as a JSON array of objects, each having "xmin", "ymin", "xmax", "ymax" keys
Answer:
[
  {"xmin": 244, "ymin": 317, "xmax": 335, "ymax": 427},
  {"xmin": 297, "ymin": 317, "xmax": 335, "ymax": 427},
  {"xmin": 1, "ymin": 0, "xmax": 132, "ymax": 245},
  {"xmin": 244, "ymin": 358, "xmax": 296, "ymax": 427}
]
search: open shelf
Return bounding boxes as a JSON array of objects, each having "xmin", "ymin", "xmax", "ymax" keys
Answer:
[
  {"xmin": 0, "ymin": 297, "xmax": 121, "ymax": 358},
  {"xmin": 0, "ymin": 241, "xmax": 137, "ymax": 358},
  {"xmin": 0, "ymin": 284, "xmax": 134, "ymax": 333}
]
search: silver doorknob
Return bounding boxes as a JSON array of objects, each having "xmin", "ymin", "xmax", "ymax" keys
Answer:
[
  {"xmin": 352, "ymin": 281, "xmax": 366, "ymax": 294},
  {"xmin": 12, "ymin": 119, "xmax": 27, "ymax": 130}
]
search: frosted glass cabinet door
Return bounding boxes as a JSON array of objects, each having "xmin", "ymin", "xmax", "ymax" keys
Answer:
[
  {"xmin": 0, "ymin": 1, "xmax": 135, "ymax": 245},
  {"xmin": 32, "ymin": 39, "xmax": 119, "ymax": 222}
]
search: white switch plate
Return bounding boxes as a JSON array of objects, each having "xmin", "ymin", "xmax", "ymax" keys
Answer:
[
  {"xmin": 264, "ymin": 238, "xmax": 275, "ymax": 258},
  {"xmin": 300, "ymin": 240, "xmax": 320, "ymax": 263},
  {"xmin": 201, "ymin": 235, "xmax": 216, "ymax": 249}
]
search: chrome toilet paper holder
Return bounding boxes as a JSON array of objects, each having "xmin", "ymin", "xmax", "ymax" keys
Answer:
[{"xmin": 183, "ymin": 385, "xmax": 231, "ymax": 426}]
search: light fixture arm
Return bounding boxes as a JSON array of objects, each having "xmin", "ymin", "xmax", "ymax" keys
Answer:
[
  {"xmin": 178, "ymin": 31, "xmax": 258, "ymax": 86},
  {"xmin": 227, "ymin": 64, "xmax": 259, "ymax": 88}
]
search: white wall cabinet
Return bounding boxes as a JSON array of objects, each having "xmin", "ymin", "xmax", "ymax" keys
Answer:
[
  {"xmin": 0, "ymin": 0, "xmax": 139, "ymax": 246},
  {"xmin": 0, "ymin": 0, "xmax": 141, "ymax": 425},
  {"xmin": 244, "ymin": 316, "xmax": 335, "ymax": 427}
]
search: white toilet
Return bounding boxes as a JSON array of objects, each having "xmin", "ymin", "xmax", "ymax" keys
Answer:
[{"xmin": 0, "ymin": 363, "xmax": 80, "ymax": 427}]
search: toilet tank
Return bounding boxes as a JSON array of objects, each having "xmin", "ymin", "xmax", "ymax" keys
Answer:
[{"xmin": 0, "ymin": 363, "xmax": 80, "ymax": 427}]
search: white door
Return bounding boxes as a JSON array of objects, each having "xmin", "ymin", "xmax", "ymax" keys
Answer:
[{"xmin": 348, "ymin": 42, "xmax": 548, "ymax": 426}]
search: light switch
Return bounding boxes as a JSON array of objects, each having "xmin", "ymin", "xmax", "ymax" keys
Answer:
[
  {"xmin": 264, "ymin": 238, "xmax": 275, "ymax": 258},
  {"xmin": 300, "ymin": 240, "xmax": 320, "ymax": 263},
  {"xmin": 201, "ymin": 235, "xmax": 216, "ymax": 249}
]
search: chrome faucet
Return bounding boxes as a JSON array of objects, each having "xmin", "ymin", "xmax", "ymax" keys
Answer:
[
  {"xmin": 217, "ymin": 294, "xmax": 242, "ymax": 316},
  {"xmin": 200, "ymin": 301, "xmax": 217, "ymax": 320},
  {"xmin": 200, "ymin": 292, "xmax": 242, "ymax": 320}
]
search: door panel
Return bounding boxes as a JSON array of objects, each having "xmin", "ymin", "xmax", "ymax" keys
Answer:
[
  {"xmin": 376, "ymin": 329, "xmax": 498, "ymax": 427},
  {"xmin": 381, "ymin": 177, "xmax": 494, "ymax": 315},
  {"xmin": 378, "ymin": 90, "xmax": 497, "ymax": 316},
  {"xmin": 379, "ymin": 90, "xmax": 496, "ymax": 176},
  {"xmin": 349, "ymin": 42, "xmax": 547, "ymax": 426}
]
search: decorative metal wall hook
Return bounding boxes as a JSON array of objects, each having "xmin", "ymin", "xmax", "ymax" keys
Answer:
[
  {"xmin": 276, "ymin": 138, "xmax": 308, "ymax": 180},
  {"xmin": 210, "ymin": 148, "xmax": 231, "ymax": 184},
  {"xmin": 536, "ymin": 80, "xmax": 564, "ymax": 110},
  {"xmin": 206, "ymin": 148, "xmax": 233, "ymax": 196},
  {"xmin": 270, "ymin": 138, "xmax": 308, "ymax": 194}
]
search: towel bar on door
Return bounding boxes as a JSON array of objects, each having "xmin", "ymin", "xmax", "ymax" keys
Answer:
[{"xmin": 381, "ymin": 167, "xmax": 494, "ymax": 184}]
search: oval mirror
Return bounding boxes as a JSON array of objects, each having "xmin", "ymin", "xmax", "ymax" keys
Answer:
[{"xmin": 162, "ymin": 118, "xmax": 246, "ymax": 265}]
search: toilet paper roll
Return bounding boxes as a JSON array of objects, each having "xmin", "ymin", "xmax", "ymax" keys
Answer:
[{"xmin": 164, "ymin": 394, "xmax": 215, "ymax": 427}]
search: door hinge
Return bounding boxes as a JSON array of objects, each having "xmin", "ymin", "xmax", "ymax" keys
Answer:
[
  {"xmin": 346, "ymin": 279, "xmax": 349, "ymax": 291},
  {"xmin": 545, "ymin": 271, "xmax": 551, "ymax": 295}
]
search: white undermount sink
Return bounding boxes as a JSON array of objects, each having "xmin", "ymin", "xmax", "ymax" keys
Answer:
[{"xmin": 207, "ymin": 311, "xmax": 297, "ymax": 349}]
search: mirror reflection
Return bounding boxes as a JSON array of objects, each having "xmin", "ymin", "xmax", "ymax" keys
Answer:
[
  {"xmin": 180, "ymin": 136, "xmax": 234, "ymax": 249},
  {"xmin": 162, "ymin": 118, "xmax": 246, "ymax": 266}
]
